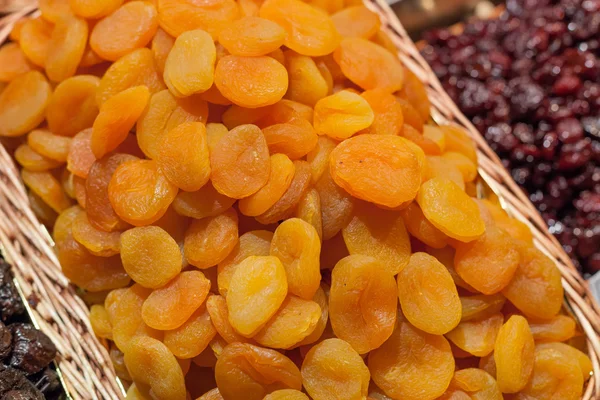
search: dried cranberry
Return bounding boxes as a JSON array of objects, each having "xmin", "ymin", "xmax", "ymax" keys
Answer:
[
  {"xmin": 509, "ymin": 78, "xmax": 544, "ymax": 118},
  {"xmin": 556, "ymin": 118, "xmax": 585, "ymax": 143},
  {"xmin": 559, "ymin": 138, "xmax": 593, "ymax": 170},
  {"xmin": 553, "ymin": 74, "xmax": 582, "ymax": 95}
]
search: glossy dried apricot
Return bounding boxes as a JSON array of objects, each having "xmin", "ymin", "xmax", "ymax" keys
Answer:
[
  {"xmin": 184, "ymin": 208, "xmax": 238, "ymax": 269},
  {"xmin": 15, "ymin": 144, "xmax": 62, "ymax": 172},
  {"xmin": 164, "ymin": 30, "xmax": 216, "ymax": 97},
  {"xmin": 454, "ymin": 226, "xmax": 520, "ymax": 295},
  {"xmin": 331, "ymin": 5, "xmax": 380, "ymax": 39},
  {"xmin": 264, "ymin": 390, "xmax": 308, "ymax": 400},
  {"xmin": 219, "ymin": 16, "xmax": 285, "ymax": 56},
  {"xmin": 260, "ymin": 0, "xmax": 340, "ymax": 56},
  {"xmin": 172, "ymin": 182, "xmax": 235, "ymax": 220},
  {"xmin": 19, "ymin": 17, "xmax": 53, "ymax": 67},
  {"xmin": 156, "ymin": 0, "xmax": 239, "ymax": 39},
  {"xmin": 439, "ymin": 125, "xmax": 477, "ymax": 164},
  {"xmin": 69, "ymin": 0, "xmax": 123, "ymax": 18},
  {"xmin": 285, "ymin": 51, "xmax": 329, "ymax": 107},
  {"xmin": 535, "ymin": 342, "xmax": 592, "ymax": 381},
  {"xmin": 399, "ymin": 202, "xmax": 448, "ymax": 248},
  {"xmin": 45, "ymin": 14, "xmax": 88, "ymax": 82},
  {"xmin": 96, "ymin": 48, "xmax": 164, "ymax": 106},
  {"xmin": 163, "ymin": 305, "xmax": 217, "ymax": 359},
  {"xmin": 45, "ymin": 76, "xmax": 99, "ymax": 137},
  {"xmin": 156, "ymin": 122, "xmax": 210, "ymax": 192},
  {"xmin": 262, "ymin": 117, "xmax": 318, "ymax": 160},
  {"xmin": 124, "ymin": 336, "xmax": 186, "ymax": 400},
  {"xmin": 330, "ymin": 134, "xmax": 421, "ymax": 208},
  {"xmin": 72, "ymin": 211, "xmax": 121, "ymax": 256},
  {"xmin": 206, "ymin": 295, "xmax": 248, "ymax": 344},
  {"xmin": 0, "ymin": 43, "xmax": 33, "ymax": 82},
  {"xmin": 295, "ymin": 188, "xmax": 323, "ymax": 239},
  {"xmin": 446, "ymin": 313, "xmax": 504, "ymax": 357},
  {"xmin": 215, "ymin": 55, "xmax": 288, "ymax": 108},
  {"xmin": 494, "ymin": 315, "xmax": 536, "ymax": 393},
  {"xmin": 416, "ymin": 178, "xmax": 485, "ymax": 242},
  {"xmin": 67, "ymin": 129, "xmax": 95, "ymax": 178},
  {"xmin": 502, "ymin": 245, "xmax": 563, "ymax": 319},
  {"xmin": 301, "ymin": 338, "xmax": 370, "ymax": 400},
  {"xmin": 443, "ymin": 368, "xmax": 502, "ymax": 400},
  {"xmin": 314, "ymin": 90, "xmax": 374, "ymax": 140},
  {"xmin": 92, "ymin": 86, "xmax": 150, "ymax": 159},
  {"xmin": 90, "ymin": 2, "xmax": 158, "ymax": 61},
  {"xmin": 307, "ymin": 135, "xmax": 337, "ymax": 184},
  {"xmin": 22, "ymin": 170, "xmax": 72, "ymax": 212},
  {"xmin": 226, "ymin": 255, "xmax": 288, "ymax": 337},
  {"xmin": 359, "ymin": 88, "xmax": 404, "ymax": 135},
  {"xmin": 460, "ymin": 294, "xmax": 506, "ymax": 322},
  {"xmin": 369, "ymin": 321, "xmax": 454, "ymax": 400},
  {"xmin": 90, "ymin": 304, "xmax": 113, "ymax": 340},
  {"xmin": 528, "ymin": 315, "xmax": 576, "ymax": 342},
  {"xmin": 270, "ymin": 218, "xmax": 321, "ymax": 300},
  {"xmin": 330, "ymin": 255, "xmax": 397, "ymax": 354},
  {"xmin": 334, "ymin": 38, "xmax": 404, "ymax": 92},
  {"xmin": 0, "ymin": 71, "xmax": 51, "ymax": 137},
  {"xmin": 215, "ymin": 342, "xmax": 302, "ymax": 400},
  {"xmin": 210, "ymin": 124, "xmax": 270, "ymax": 199},
  {"xmin": 120, "ymin": 226, "xmax": 182, "ymax": 288},
  {"xmin": 217, "ymin": 230, "xmax": 273, "ymax": 296},
  {"xmin": 109, "ymin": 159, "xmax": 178, "ymax": 225},
  {"xmin": 398, "ymin": 252, "xmax": 461, "ymax": 335}
]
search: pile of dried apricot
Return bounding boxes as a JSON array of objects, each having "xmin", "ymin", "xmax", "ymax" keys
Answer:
[{"xmin": 0, "ymin": 0, "xmax": 589, "ymax": 399}]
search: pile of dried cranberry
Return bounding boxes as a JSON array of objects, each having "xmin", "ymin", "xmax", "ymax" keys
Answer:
[
  {"xmin": 0, "ymin": 259, "xmax": 61, "ymax": 400},
  {"xmin": 421, "ymin": 0, "xmax": 600, "ymax": 276}
]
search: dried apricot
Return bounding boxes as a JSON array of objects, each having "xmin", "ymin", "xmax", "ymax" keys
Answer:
[
  {"xmin": 219, "ymin": 16, "xmax": 285, "ymax": 57},
  {"xmin": 535, "ymin": 342, "xmax": 592, "ymax": 381},
  {"xmin": 156, "ymin": 0, "xmax": 239, "ymax": 39},
  {"xmin": 460, "ymin": 294, "xmax": 506, "ymax": 322},
  {"xmin": 184, "ymin": 208, "xmax": 238, "ymax": 269},
  {"xmin": 295, "ymin": 188, "xmax": 323, "ymax": 239},
  {"xmin": 314, "ymin": 90, "xmax": 374, "ymax": 140},
  {"xmin": 443, "ymin": 368, "xmax": 502, "ymax": 400},
  {"xmin": 0, "ymin": 43, "xmax": 33, "ymax": 82},
  {"xmin": 446, "ymin": 313, "xmax": 504, "ymax": 357},
  {"xmin": 69, "ymin": 0, "xmax": 123, "ymax": 18},
  {"xmin": 45, "ymin": 14, "xmax": 88, "ymax": 82},
  {"xmin": 19, "ymin": 17, "xmax": 53, "ymax": 67},
  {"xmin": 173, "ymin": 182, "xmax": 236, "ymax": 220},
  {"xmin": 163, "ymin": 305, "xmax": 217, "ymax": 359},
  {"xmin": 285, "ymin": 51, "xmax": 329, "ymax": 107},
  {"xmin": 495, "ymin": 315, "xmax": 536, "ymax": 393},
  {"xmin": 72, "ymin": 211, "xmax": 121, "ymax": 256},
  {"xmin": 528, "ymin": 315, "xmax": 576, "ymax": 342},
  {"xmin": 307, "ymin": 135, "xmax": 337, "ymax": 184},
  {"xmin": 206, "ymin": 295, "xmax": 249, "ymax": 344},
  {"xmin": 262, "ymin": 117, "xmax": 318, "ymax": 160},
  {"xmin": 15, "ymin": 144, "xmax": 62, "ymax": 172},
  {"xmin": 332, "ymin": 5, "xmax": 380, "ymax": 39}
]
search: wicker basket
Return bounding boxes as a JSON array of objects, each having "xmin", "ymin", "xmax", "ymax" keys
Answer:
[{"xmin": 1, "ymin": 0, "xmax": 600, "ymax": 399}]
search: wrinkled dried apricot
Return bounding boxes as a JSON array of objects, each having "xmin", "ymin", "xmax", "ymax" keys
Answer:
[
  {"xmin": 528, "ymin": 315, "xmax": 576, "ymax": 343},
  {"xmin": 15, "ymin": 144, "xmax": 62, "ymax": 172},
  {"xmin": 172, "ymin": 182, "xmax": 235, "ymax": 220},
  {"xmin": 446, "ymin": 313, "xmax": 504, "ymax": 357},
  {"xmin": 67, "ymin": 129, "xmax": 96, "ymax": 178},
  {"xmin": 399, "ymin": 202, "xmax": 447, "ymax": 248},
  {"xmin": 163, "ymin": 305, "xmax": 217, "ymax": 359},
  {"xmin": 0, "ymin": 43, "xmax": 33, "ymax": 82},
  {"xmin": 206, "ymin": 295, "xmax": 248, "ymax": 344},
  {"xmin": 90, "ymin": 2, "xmax": 158, "ymax": 62},
  {"xmin": 156, "ymin": 0, "xmax": 239, "ymax": 39},
  {"xmin": 495, "ymin": 315, "xmax": 536, "ymax": 393},
  {"xmin": 314, "ymin": 90, "xmax": 374, "ymax": 140},
  {"xmin": 219, "ymin": 17, "xmax": 285, "ymax": 57},
  {"xmin": 286, "ymin": 51, "xmax": 329, "ymax": 107},
  {"xmin": 535, "ymin": 342, "xmax": 592, "ymax": 381},
  {"xmin": 69, "ymin": 0, "xmax": 123, "ymax": 19},
  {"xmin": 45, "ymin": 14, "xmax": 88, "ymax": 82},
  {"xmin": 19, "ymin": 17, "xmax": 53, "ymax": 67},
  {"xmin": 369, "ymin": 321, "xmax": 454, "ymax": 400},
  {"xmin": 184, "ymin": 208, "xmax": 238, "ymax": 269},
  {"xmin": 72, "ymin": 211, "xmax": 121, "ymax": 256},
  {"xmin": 330, "ymin": 134, "xmax": 421, "ymax": 208},
  {"xmin": 22, "ymin": 170, "xmax": 72, "ymax": 212},
  {"xmin": 295, "ymin": 188, "xmax": 323, "ymax": 239},
  {"xmin": 262, "ymin": 116, "xmax": 318, "ymax": 160}
]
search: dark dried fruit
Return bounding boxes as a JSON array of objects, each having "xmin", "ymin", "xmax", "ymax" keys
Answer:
[
  {"xmin": 0, "ymin": 364, "xmax": 43, "ymax": 400},
  {"xmin": 0, "ymin": 260, "xmax": 24, "ymax": 322},
  {"xmin": 9, "ymin": 324, "xmax": 57, "ymax": 375},
  {"xmin": 0, "ymin": 321, "xmax": 12, "ymax": 360}
]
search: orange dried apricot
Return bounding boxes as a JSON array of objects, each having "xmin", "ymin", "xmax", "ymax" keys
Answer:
[
  {"xmin": 314, "ymin": 90, "xmax": 374, "ymax": 140},
  {"xmin": 369, "ymin": 321, "xmax": 454, "ymax": 400},
  {"xmin": 330, "ymin": 134, "xmax": 421, "ymax": 208},
  {"xmin": 69, "ymin": 0, "xmax": 123, "ymax": 19},
  {"xmin": 342, "ymin": 202, "xmax": 410, "ymax": 275},
  {"xmin": 424, "ymin": 155, "xmax": 464, "ymax": 190},
  {"xmin": 446, "ymin": 313, "xmax": 504, "ymax": 358},
  {"xmin": 157, "ymin": 122, "xmax": 211, "ymax": 192},
  {"xmin": 285, "ymin": 51, "xmax": 329, "ymax": 107},
  {"xmin": 260, "ymin": 0, "xmax": 340, "ymax": 56},
  {"xmin": 150, "ymin": 28, "xmax": 174, "ymax": 76},
  {"xmin": 67, "ymin": 129, "xmax": 95, "ymax": 178},
  {"xmin": 183, "ymin": 208, "xmax": 238, "ymax": 269},
  {"xmin": 163, "ymin": 305, "xmax": 217, "ymax": 359},
  {"xmin": 262, "ymin": 117, "xmax": 318, "ymax": 160},
  {"xmin": 399, "ymin": 202, "xmax": 448, "ymax": 248},
  {"xmin": 15, "ymin": 144, "xmax": 62, "ymax": 172},
  {"xmin": 330, "ymin": 255, "xmax": 397, "ymax": 354},
  {"xmin": 528, "ymin": 315, "xmax": 576, "ymax": 342},
  {"xmin": 396, "ymin": 68, "xmax": 430, "ymax": 122},
  {"xmin": 494, "ymin": 315, "xmax": 536, "ymax": 393},
  {"xmin": 307, "ymin": 135, "xmax": 337, "ymax": 184},
  {"xmin": 398, "ymin": 252, "xmax": 461, "ymax": 335},
  {"xmin": 120, "ymin": 226, "xmax": 182, "ymax": 288},
  {"xmin": 332, "ymin": 5, "xmax": 380, "ymax": 39},
  {"xmin": 19, "ymin": 17, "xmax": 53, "ymax": 67},
  {"xmin": 72, "ymin": 211, "xmax": 121, "ymax": 256},
  {"xmin": 90, "ymin": 304, "xmax": 113, "ymax": 340},
  {"xmin": 0, "ymin": 71, "xmax": 51, "ymax": 137},
  {"xmin": 295, "ymin": 188, "xmax": 323, "ymax": 240},
  {"xmin": 219, "ymin": 16, "xmax": 285, "ymax": 57},
  {"xmin": 443, "ymin": 368, "xmax": 502, "ymax": 400},
  {"xmin": 215, "ymin": 55, "xmax": 288, "ymax": 108},
  {"xmin": 460, "ymin": 294, "xmax": 506, "ymax": 322},
  {"xmin": 334, "ymin": 38, "xmax": 404, "ymax": 92},
  {"xmin": 0, "ymin": 43, "xmax": 33, "ymax": 82},
  {"xmin": 210, "ymin": 124, "xmax": 270, "ymax": 199},
  {"xmin": 22, "ymin": 170, "xmax": 72, "ymax": 212},
  {"xmin": 206, "ymin": 295, "xmax": 249, "ymax": 344},
  {"xmin": 215, "ymin": 342, "xmax": 302, "ymax": 400},
  {"xmin": 90, "ymin": 2, "xmax": 158, "ymax": 62},
  {"xmin": 535, "ymin": 342, "xmax": 592, "ymax": 381},
  {"xmin": 301, "ymin": 338, "xmax": 370, "ymax": 400},
  {"xmin": 45, "ymin": 14, "xmax": 88, "ymax": 82},
  {"xmin": 416, "ymin": 178, "xmax": 485, "ymax": 242},
  {"xmin": 173, "ymin": 182, "xmax": 236, "ymax": 220},
  {"xmin": 156, "ymin": 0, "xmax": 239, "ymax": 39},
  {"xmin": 359, "ymin": 88, "xmax": 404, "ymax": 135},
  {"xmin": 442, "ymin": 152, "xmax": 477, "ymax": 183}
]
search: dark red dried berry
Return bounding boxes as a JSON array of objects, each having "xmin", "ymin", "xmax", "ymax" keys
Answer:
[{"xmin": 9, "ymin": 324, "xmax": 56, "ymax": 375}]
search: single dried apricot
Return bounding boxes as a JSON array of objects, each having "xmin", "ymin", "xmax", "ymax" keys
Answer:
[
  {"xmin": 210, "ymin": 124, "xmax": 270, "ymax": 199},
  {"xmin": 270, "ymin": 218, "xmax": 321, "ymax": 300},
  {"xmin": 90, "ymin": 304, "xmax": 113, "ymax": 340},
  {"xmin": 150, "ymin": 28, "xmax": 174, "ymax": 76},
  {"xmin": 285, "ymin": 51, "xmax": 329, "ymax": 107},
  {"xmin": 260, "ymin": 0, "xmax": 339, "ymax": 56},
  {"xmin": 142, "ymin": 271, "xmax": 211, "ymax": 330},
  {"xmin": 446, "ymin": 313, "xmax": 504, "ymax": 358},
  {"xmin": 15, "ymin": 144, "xmax": 62, "ymax": 171},
  {"xmin": 535, "ymin": 342, "xmax": 592, "ymax": 381},
  {"xmin": 91, "ymin": 86, "xmax": 150, "ymax": 159},
  {"xmin": 330, "ymin": 255, "xmax": 397, "ymax": 354},
  {"xmin": 528, "ymin": 315, "xmax": 576, "ymax": 342},
  {"xmin": 398, "ymin": 252, "xmax": 461, "ymax": 335},
  {"xmin": 206, "ymin": 295, "xmax": 249, "ymax": 344},
  {"xmin": 307, "ymin": 135, "xmax": 337, "ymax": 184},
  {"xmin": 215, "ymin": 55, "xmax": 288, "ymax": 108},
  {"xmin": 219, "ymin": 16, "xmax": 285, "ymax": 56},
  {"xmin": 443, "ymin": 368, "xmax": 502, "ymax": 400},
  {"xmin": 399, "ymin": 202, "xmax": 448, "ymax": 248},
  {"xmin": 359, "ymin": 88, "xmax": 404, "ymax": 135},
  {"xmin": 454, "ymin": 226, "xmax": 520, "ymax": 295},
  {"xmin": 330, "ymin": 134, "xmax": 421, "ymax": 208},
  {"xmin": 90, "ymin": 2, "xmax": 158, "ymax": 61},
  {"xmin": 69, "ymin": 0, "xmax": 123, "ymax": 18},
  {"xmin": 96, "ymin": 48, "xmax": 165, "ymax": 106},
  {"xmin": 184, "ymin": 208, "xmax": 238, "ymax": 269},
  {"xmin": 172, "ymin": 182, "xmax": 236, "ymax": 220},
  {"xmin": 19, "ymin": 17, "xmax": 53, "ymax": 67},
  {"xmin": 0, "ymin": 71, "xmax": 51, "ymax": 137},
  {"xmin": 86, "ymin": 153, "xmax": 137, "ymax": 231},
  {"xmin": 334, "ymin": 38, "xmax": 404, "ymax": 92},
  {"xmin": 22, "ymin": 170, "xmax": 72, "ymax": 212},
  {"xmin": 314, "ymin": 90, "xmax": 374, "ymax": 140},
  {"xmin": 239, "ymin": 154, "xmax": 295, "ymax": 216},
  {"xmin": 264, "ymin": 390, "xmax": 308, "ymax": 400},
  {"xmin": 164, "ymin": 30, "xmax": 216, "ymax": 97},
  {"xmin": 0, "ymin": 43, "xmax": 33, "ymax": 82},
  {"xmin": 494, "ymin": 315, "xmax": 536, "ymax": 393},
  {"xmin": 120, "ymin": 226, "xmax": 182, "ymax": 288},
  {"xmin": 295, "ymin": 188, "xmax": 323, "ymax": 239},
  {"xmin": 397, "ymin": 68, "xmax": 430, "ymax": 122},
  {"xmin": 217, "ymin": 230, "xmax": 273, "ymax": 296},
  {"xmin": 439, "ymin": 125, "xmax": 477, "ymax": 164},
  {"xmin": 156, "ymin": 122, "xmax": 210, "ymax": 192},
  {"xmin": 301, "ymin": 338, "xmax": 370, "ymax": 400},
  {"xmin": 67, "ymin": 129, "xmax": 96, "ymax": 178},
  {"xmin": 369, "ymin": 321, "xmax": 454, "ymax": 400},
  {"xmin": 45, "ymin": 14, "xmax": 88, "ymax": 82},
  {"xmin": 442, "ymin": 152, "xmax": 477, "ymax": 183},
  {"xmin": 331, "ymin": 5, "xmax": 380, "ymax": 39},
  {"xmin": 72, "ymin": 211, "xmax": 121, "ymax": 256},
  {"xmin": 460, "ymin": 294, "xmax": 506, "ymax": 322},
  {"xmin": 215, "ymin": 342, "xmax": 302, "ymax": 400},
  {"xmin": 226, "ymin": 256, "xmax": 288, "ymax": 337},
  {"xmin": 163, "ymin": 305, "xmax": 217, "ymax": 359},
  {"xmin": 109, "ymin": 159, "xmax": 178, "ymax": 225},
  {"xmin": 124, "ymin": 336, "xmax": 186, "ymax": 400},
  {"xmin": 262, "ymin": 117, "xmax": 318, "ymax": 160},
  {"xmin": 416, "ymin": 178, "xmax": 485, "ymax": 242},
  {"xmin": 156, "ymin": 0, "xmax": 239, "ymax": 39},
  {"xmin": 501, "ymin": 245, "xmax": 563, "ymax": 319}
]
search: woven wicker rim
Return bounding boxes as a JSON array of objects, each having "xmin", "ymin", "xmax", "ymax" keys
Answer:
[{"xmin": 1, "ymin": 1, "xmax": 600, "ymax": 399}]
